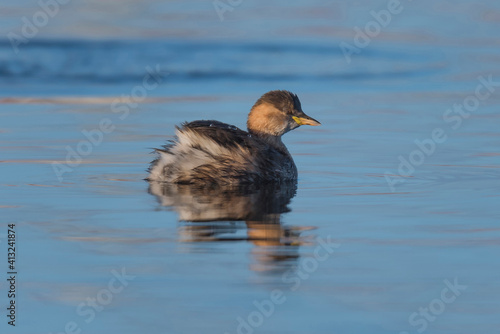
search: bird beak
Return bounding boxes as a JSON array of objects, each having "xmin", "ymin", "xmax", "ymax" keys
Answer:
[{"xmin": 292, "ymin": 114, "xmax": 321, "ymax": 126}]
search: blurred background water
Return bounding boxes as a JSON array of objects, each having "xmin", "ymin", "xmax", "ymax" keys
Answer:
[{"xmin": 1, "ymin": 1, "xmax": 500, "ymax": 333}]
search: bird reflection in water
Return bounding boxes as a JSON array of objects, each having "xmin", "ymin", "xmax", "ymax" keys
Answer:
[{"xmin": 148, "ymin": 181, "xmax": 314, "ymax": 273}]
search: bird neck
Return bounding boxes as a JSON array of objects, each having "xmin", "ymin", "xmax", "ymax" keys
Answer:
[{"xmin": 250, "ymin": 131, "xmax": 291, "ymax": 157}]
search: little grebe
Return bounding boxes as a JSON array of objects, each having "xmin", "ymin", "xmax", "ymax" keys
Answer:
[{"xmin": 147, "ymin": 90, "xmax": 320, "ymax": 185}]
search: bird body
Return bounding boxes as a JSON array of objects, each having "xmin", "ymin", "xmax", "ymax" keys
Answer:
[{"xmin": 147, "ymin": 90, "xmax": 320, "ymax": 185}]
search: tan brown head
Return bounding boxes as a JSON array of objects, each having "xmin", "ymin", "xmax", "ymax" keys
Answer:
[{"xmin": 247, "ymin": 90, "xmax": 320, "ymax": 137}]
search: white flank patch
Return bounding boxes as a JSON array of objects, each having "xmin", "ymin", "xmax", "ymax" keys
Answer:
[
  {"xmin": 148, "ymin": 151, "xmax": 173, "ymax": 181},
  {"xmin": 148, "ymin": 128, "xmax": 252, "ymax": 182}
]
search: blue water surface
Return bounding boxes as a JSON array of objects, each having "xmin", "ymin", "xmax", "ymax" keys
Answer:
[{"xmin": 1, "ymin": 1, "xmax": 499, "ymax": 333}]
